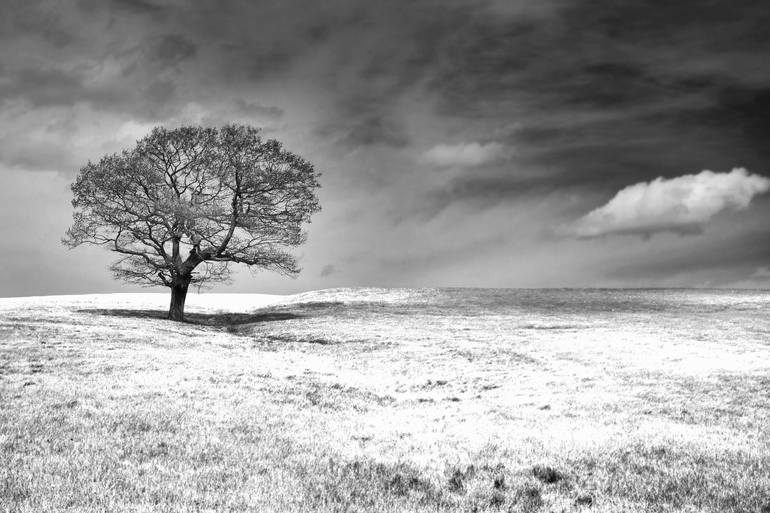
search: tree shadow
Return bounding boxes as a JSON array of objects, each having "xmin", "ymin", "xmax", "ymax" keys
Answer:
[
  {"xmin": 79, "ymin": 309, "xmax": 304, "ymax": 326},
  {"xmin": 79, "ymin": 301, "xmax": 349, "ymax": 331}
]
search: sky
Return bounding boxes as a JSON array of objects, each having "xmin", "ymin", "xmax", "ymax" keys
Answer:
[{"xmin": 1, "ymin": 0, "xmax": 770, "ymax": 296}]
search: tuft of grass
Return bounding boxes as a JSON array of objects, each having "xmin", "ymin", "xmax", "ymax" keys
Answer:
[
  {"xmin": 488, "ymin": 490, "xmax": 506, "ymax": 508},
  {"xmin": 575, "ymin": 493, "xmax": 594, "ymax": 506},
  {"xmin": 532, "ymin": 464, "xmax": 564, "ymax": 484},
  {"xmin": 513, "ymin": 483, "xmax": 543, "ymax": 511},
  {"xmin": 304, "ymin": 458, "xmax": 454, "ymax": 510},
  {"xmin": 447, "ymin": 466, "xmax": 473, "ymax": 493}
]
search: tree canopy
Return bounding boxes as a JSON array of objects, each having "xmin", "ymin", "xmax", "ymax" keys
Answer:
[{"xmin": 64, "ymin": 125, "xmax": 321, "ymax": 320}]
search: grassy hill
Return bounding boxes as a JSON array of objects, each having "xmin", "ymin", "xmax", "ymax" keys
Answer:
[{"xmin": 1, "ymin": 289, "xmax": 768, "ymax": 512}]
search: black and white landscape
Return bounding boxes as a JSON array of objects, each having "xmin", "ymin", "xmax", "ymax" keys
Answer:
[{"xmin": 1, "ymin": 1, "xmax": 769, "ymax": 512}]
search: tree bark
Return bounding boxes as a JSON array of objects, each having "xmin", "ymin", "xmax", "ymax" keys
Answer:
[{"xmin": 168, "ymin": 275, "xmax": 191, "ymax": 321}]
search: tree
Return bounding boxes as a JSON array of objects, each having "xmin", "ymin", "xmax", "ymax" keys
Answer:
[{"xmin": 63, "ymin": 125, "xmax": 321, "ymax": 321}]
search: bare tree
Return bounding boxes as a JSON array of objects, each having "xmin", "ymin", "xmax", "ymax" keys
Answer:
[{"xmin": 64, "ymin": 125, "xmax": 321, "ymax": 321}]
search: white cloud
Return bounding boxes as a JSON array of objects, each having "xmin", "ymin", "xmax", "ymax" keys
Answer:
[
  {"xmin": 573, "ymin": 168, "xmax": 770, "ymax": 238},
  {"xmin": 422, "ymin": 141, "xmax": 506, "ymax": 168}
]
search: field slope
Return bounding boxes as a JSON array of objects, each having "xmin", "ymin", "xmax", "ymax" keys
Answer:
[{"xmin": 1, "ymin": 288, "xmax": 768, "ymax": 512}]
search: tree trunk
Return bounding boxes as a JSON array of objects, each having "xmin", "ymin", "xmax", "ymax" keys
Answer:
[{"xmin": 168, "ymin": 275, "xmax": 191, "ymax": 321}]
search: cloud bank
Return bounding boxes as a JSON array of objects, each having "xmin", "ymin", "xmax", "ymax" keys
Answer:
[
  {"xmin": 573, "ymin": 168, "xmax": 770, "ymax": 238},
  {"xmin": 422, "ymin": 142, "xmax": 506, "ymax": 168},
  {"xmin": 2, "ymin": 0, "xmax": 770, "ymax": 292}
]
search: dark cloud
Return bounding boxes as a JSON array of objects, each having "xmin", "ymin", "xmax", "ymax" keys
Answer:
[
  {"xmin": 0, "ymin": 135, "xmax": 82, "ymax": 173},
  {"xmin": 0, "ymin": 0, "xmax": 78, "ymax": 47},
  {"xmin": 151, "ymin": 34, "xmax": 197, "ymax": 65},
  {"xmin": 605, "ymin": 222, "xmax": 770, "ymax": 286},
  {"xmin": 416, "ymin": 0, "xmax": 770, "ymax": 209},
  {"xmin": 0, "ymin": 68, "xmax": 93, "ymax": 107},
  {"xmin": 709, "ymin": 85, "xmax": 770, "ymax": 159},
  {"xmin": 1, "ymin": 0, "xmax": 769, "ymax": 292},
  {"xmin": 143, "ymin": 80, "xmax": 176, "ymax": 106},
  {"xmin": 109, "ymin": 0, "xmax": 167, "ymax": 14},
  {"xmin": 422, "ymin": 174, "xmax": 568, "ymax": 220},
  {"xmin": 0, "ymin": 65, "xmax": 181, "ymax": 120},
  {"xmin": 319, "ymin": 115, "xmax": 410, "ymax": 149}
]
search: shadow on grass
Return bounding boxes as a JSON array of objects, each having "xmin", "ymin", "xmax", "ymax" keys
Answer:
[
  {"xmin": 80, "ymin": 301, "xmax": 349, "ymax": 328},
  {"xmin": 79, "ymin": 309, "xmax": 304, "ymax": 327}
]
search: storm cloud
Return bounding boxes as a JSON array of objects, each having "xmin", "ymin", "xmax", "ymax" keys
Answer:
[{"xmin": 1, "ymin": 0, "xmax": 770, "ymax": 294}]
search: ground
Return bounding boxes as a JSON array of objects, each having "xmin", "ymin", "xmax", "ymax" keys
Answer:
[{"xmin": 0, "ymin": 288, "xmax": 768, "ymax": 512}]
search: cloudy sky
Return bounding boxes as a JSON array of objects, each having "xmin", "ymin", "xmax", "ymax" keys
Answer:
[{"xmin": 1, "ymin": 0, "xmax": 770, "ymax": 296}]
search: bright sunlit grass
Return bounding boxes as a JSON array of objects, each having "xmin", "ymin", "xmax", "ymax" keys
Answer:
[{"xmin": 1, "ymin": 289, "xmax": 768, "ymax": 512}]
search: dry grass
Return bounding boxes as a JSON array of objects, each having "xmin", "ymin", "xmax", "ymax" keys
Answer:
[{"xmin": 0, "ymin": 288, "xmax": 769, "ymax": 512}]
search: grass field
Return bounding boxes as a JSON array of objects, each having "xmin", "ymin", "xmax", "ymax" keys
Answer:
[{"xmin": 1, "ymin": 288, "xmax": 768, "ymax": 512}]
